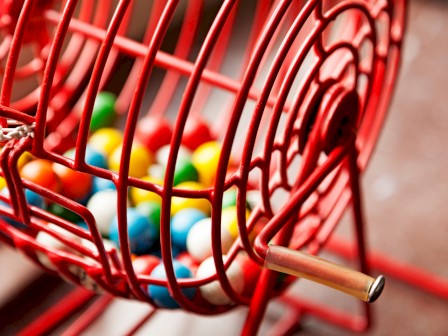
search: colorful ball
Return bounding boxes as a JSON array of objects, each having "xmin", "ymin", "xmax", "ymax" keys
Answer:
[
  {"xmin": 171, "ymin": 208, "xmax": 206, "ymax": 251},
  {"xmin": 20, "ymin": 159, "xmax": 61, "ymax": 192},
  {"xmin": 148, "ymin": 260, "xmax": 196, "ymax": 309},
  {"xmin": 135, "ymin": 201, "xmax": 161, "ymax": 235},
  {"xmin": 17, "ymin": 151, "xmax": 34, "ymax": 169},
  {"xmin": 135, "ymin": 116, "xmax": 172, "ymax": 153},
  {"xmin": 221, "ymin": 206, "xmax": 251, "ymax": 239},
  {"xmin": 48, "ymin": 203, "xmax": 82, "ymax": 223},
  {"xmin": 88, "ymin": 128, "xmax": 123, "ymax": 158},
  {"xmin": 133, "ymin": 255, "xmax": 160, "ymax": 275},
  {"xmin": 182, "ymin": 119, "xmax": 214, "ymax": 151},
  {"xmin": 173, "ymin": 159, "xmax": 199, "ymax": 186},
  {"xmin": 90, "ymin": 92, "xmax": 117, "ymax": 132},
  {"xmin": 109, "ymin": 143, "xmax": 153, "ymax": 178},
  {"xmin": 87, "ymin": 189, "xmax": 120, "ymax": 236},
  {"xmin": 53, "ymin": 163, "xmax": 92, "ymax": 201},
  {"xmin": 196, "ymin": 255, "xmax": 244, "ymax": 305},
  {"xmin": 186, "ymin": 217, "xmax": 233, "ymax": 263},
  {"xmin": 191, "ymin": 141, "xmax": 223, "ymax": 186},
  {"xmin": 171, "ymin": 181, "xmax": 210, "ymax": 215},
  {"xmin": 91, "ymin": 176, "xmax": 116, "ymax": 194},
  {"xmin": 156, "ymin": 144, "xmax": 191, "ymax": 167},
  {"xmin": 64, "ymin": 146, "xmax": 108, "ymax": 169},
  {"xmin": 109, "ymin": 208, "xmax": 157, "ymax": 255},
  {"xmin": 237, "ymin": 253, "xmax": 261, "ymax": 297},
  {"xmin": 0, "ymin": 176, "xmax": 5, "ymax": 190},
  {"xmin": 130, "ymin": 175, "xmax": 162, "ymax": 205}
]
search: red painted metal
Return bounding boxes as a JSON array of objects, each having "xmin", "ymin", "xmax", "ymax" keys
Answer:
[{"xmin": 0, "ymin": 0, "xmax": 415, "ymax": 334}]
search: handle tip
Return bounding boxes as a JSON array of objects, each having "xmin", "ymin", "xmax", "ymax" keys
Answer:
[{"xmin": 367, "ymin": 275, "xmax": 385, "ymax": 303}]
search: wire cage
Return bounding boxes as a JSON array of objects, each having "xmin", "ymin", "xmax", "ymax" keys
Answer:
[{"xmin": 0, "ymin": 0, "xmax": 407, "ymax": 334}]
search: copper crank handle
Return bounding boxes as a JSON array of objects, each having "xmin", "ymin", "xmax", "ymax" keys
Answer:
[{"xmin": 265, "ymin": 244, "xmax": 385, "ymax": 303}]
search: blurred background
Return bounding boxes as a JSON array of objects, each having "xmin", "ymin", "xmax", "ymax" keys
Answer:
[{"xmin": 0, "ymin": 0, "xmax": 447, "ymax": 335}]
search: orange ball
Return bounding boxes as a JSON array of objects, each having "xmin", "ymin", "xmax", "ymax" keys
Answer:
[
  {"xmin": 53, "ymin": 163, "xmax": 92, "ymax": 201},
  {"xmin": 20, "ymin": 159, "xmax": 61, "ymax": 192}
]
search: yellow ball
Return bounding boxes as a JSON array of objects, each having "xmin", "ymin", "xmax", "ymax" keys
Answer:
[
  {"xmin": 89, "ymin": 128, "xmax": 123, "ymax": 158},
  {"xmin": 0, "ymin": 176, "xmax": 5, "ymax": 190},
  {"xmin": 171, "ymin": 181, "xmax": 210, "ymax": 215},
  {"xmin": 191, "ymin": 141, "xmax": 224, "ymax": 186},
  {"xmin": 109, "ymin": 143, "xmax": 153, "ymax": 178},
  {"xmin": 221, "ymin": 206, "xmax": 250, "ymax": 239},
  {"xmin": 17, "ymin": 151, "xmax": 34, "ymax": 169},
  {"xmin": 130, "ymin": 175, "xmax": 163, "ymax": 205}
]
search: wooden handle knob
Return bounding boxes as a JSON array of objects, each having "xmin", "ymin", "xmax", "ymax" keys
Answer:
[{"xmin": 265, "ymin": 244, "xmax": 384, "ymax": 303}]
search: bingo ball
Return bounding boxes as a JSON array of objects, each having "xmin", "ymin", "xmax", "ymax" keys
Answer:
[
  {"xmin": 156, "ymin": 144, "xmax": 191, "ymax": 167},
  {"xmin": 90, "ymin": 92, "xmax": 117, "ymax": 132},
  {"xmin": 49, "ymin": 203, "xmax": 82, "ymax": 223},
  {"xmin": 20, "ymin": 159, "xmax": 61, "ymax": 192},
  {"xmin": 133, "ymin": 255, "xmax": 160, "ymax": 275},
  {"xmin": 191, "ymin": 141, "xmax": 223, "ymax": 186},
  {"xmin": 87, "ymin": 189, "xmax": 120, "ymax": 236},
  {"xmin": 196, "ymin": 255, "xmax": 244, "ymax": 306},
  {"xmin": 130, "ymin": 175, "xmax": 162, "ymax": 205},
  {"xmin": 171, "ymin": 181, "xmax": 210, "ymax": 215},
  {"xmin": 182, "ymin": 118, "xmax": 214, "ymax": 151},
  {"xmin": 148, "ymin": 260, "xmax": 196, "ymax": 309},
  {"xmin": 91, "ymin": 176, "xmax": 116, "ymax": 194},
  {"xmin": 171, "ymin": 208, "xmax": 207, "ymax": 251},
  {"xmin": 109, "ymin": 208, "xmax": 157, "ymax": 255},
  {"xmin": 88, "ymin": 128, "xmax": 123, "ymax": 158},
  {"xmin": 65, "ymin": 146, "xmax": 108, "ymax": 169},
  {"xmin": 186, "ymin": 217, "xmax": 234, "ymax": 263},
  {"xmin": 173, "ymin": 159, "xmax": 199, "ymax": 186},
  {"xmin": 109, "ymin": 143, "xmax": 153, "ymax": 178},
  {"xmin": 135, "ymin": 116, "xmax": 172, "ymax": 153},
  {"xmin": 236, "ymin": 253, "xmax": 261, "ymax": 297},
  {"xmin": 53, "ymin": 163, "xmax": 92, "ymax": 201},
  {"xmin": 135, "ymin": 201, "xmax": 161, "ymax": 234}
]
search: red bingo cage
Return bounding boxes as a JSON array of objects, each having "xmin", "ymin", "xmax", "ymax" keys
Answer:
[{"xmin": 0, "ymin": 0, "xmax": 418, "ymax": 334}]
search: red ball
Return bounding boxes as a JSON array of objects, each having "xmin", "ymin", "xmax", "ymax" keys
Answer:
[
  {"xmin": 176, "ymin": 252, "xmax": 199, "ymax": 273},
  {"xmin": 136, "ymin": 116, "xmax": 172, "ymax": 153},
  {"xmin": 53, "ymin": 163, "xmax": 92, "ymax": 201},
  {"xmin": 132, "ymin": 255, "xmax": 160, "ymax": 275},
  {"xmin": 182, "ymin": 118, "xmax": 214, "ymax": 151},
  {"xmin": 20, "ymin": 159, "xmax": 61, "ymax": 192},
  {"xmin": 237, "ymin": 253, "xmax": 261, "ymax": 297}
]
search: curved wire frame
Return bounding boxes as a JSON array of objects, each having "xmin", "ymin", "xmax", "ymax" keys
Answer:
[{"xmin": 0, "ymin": 0, "xmax": 406, "ymax": 321}]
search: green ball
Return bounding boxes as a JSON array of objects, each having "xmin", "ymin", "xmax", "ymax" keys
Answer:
[
  {"xmin": 90, "ymin": 92, "xmax": 117, "ymax": 132},
  {"xmin": 173, "ymin": 159, "xmax": 199, "ymax": 186},
  {"xmin": 49, "ymin": 203, "xmax": 83, "ymax": 223},
  {"xmin": 222, "ymin": 189, "xmax": 252, "ymax": 210},
  {"xmin": 135, "ymin": 201, "xmax": 161, "ymax": 234},
  {"xmin": 222, "ymin": 189, "xmax": 237, "ymax": 208}
]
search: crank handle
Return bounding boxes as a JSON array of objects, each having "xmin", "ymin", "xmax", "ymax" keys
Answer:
[{"xmin": 265, "ymin": 244, "xmax": 384, "ymax": 303}]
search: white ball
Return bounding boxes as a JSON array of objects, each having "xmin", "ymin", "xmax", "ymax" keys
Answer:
[
  {"xmin": 196, "ymin": 255, "xmax": 244, "ymax": 305},
  {"xmin": 35, "ymin": 224, "xmax": 81, "ymax": 270},
  {"xmin": 86, "ymin": 189, "xmax": 119, "ymax": 236},
  {"xmin": 186, "ymin": 217, "xmax": 234, "ymax": 263},
  {"xmin": 156, "ymin": 144, "xmax": 191, "ymax": 166},
  {"xmin": 147, "ymin": 163, "xmax": 166, "ymax": 180}
]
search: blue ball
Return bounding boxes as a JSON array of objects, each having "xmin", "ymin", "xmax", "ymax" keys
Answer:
[
  {"xmin": 109, "ymin": 208, "xmax": 157, "ymax": 255},
  {"xmin": 65, "ymin": 146, "xmax": 107, "ymax": 169},
  {"xmin": 85, "ymin": 146, "xmax": 108, "ymax": 169},
  {"xmin": 148, "ymin": 261, "xmax": 196, "ymax": 309},
  {"xmin": 91, "ymin": 176, "xmax": 116, "ymax": 194},
  {"xmin": 171, "ymin": 208, "xmax": 206, "ymax": 251},
  {"xmin": 24, "ymin": 189, "xmax": 46, "ymax": 209}
]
